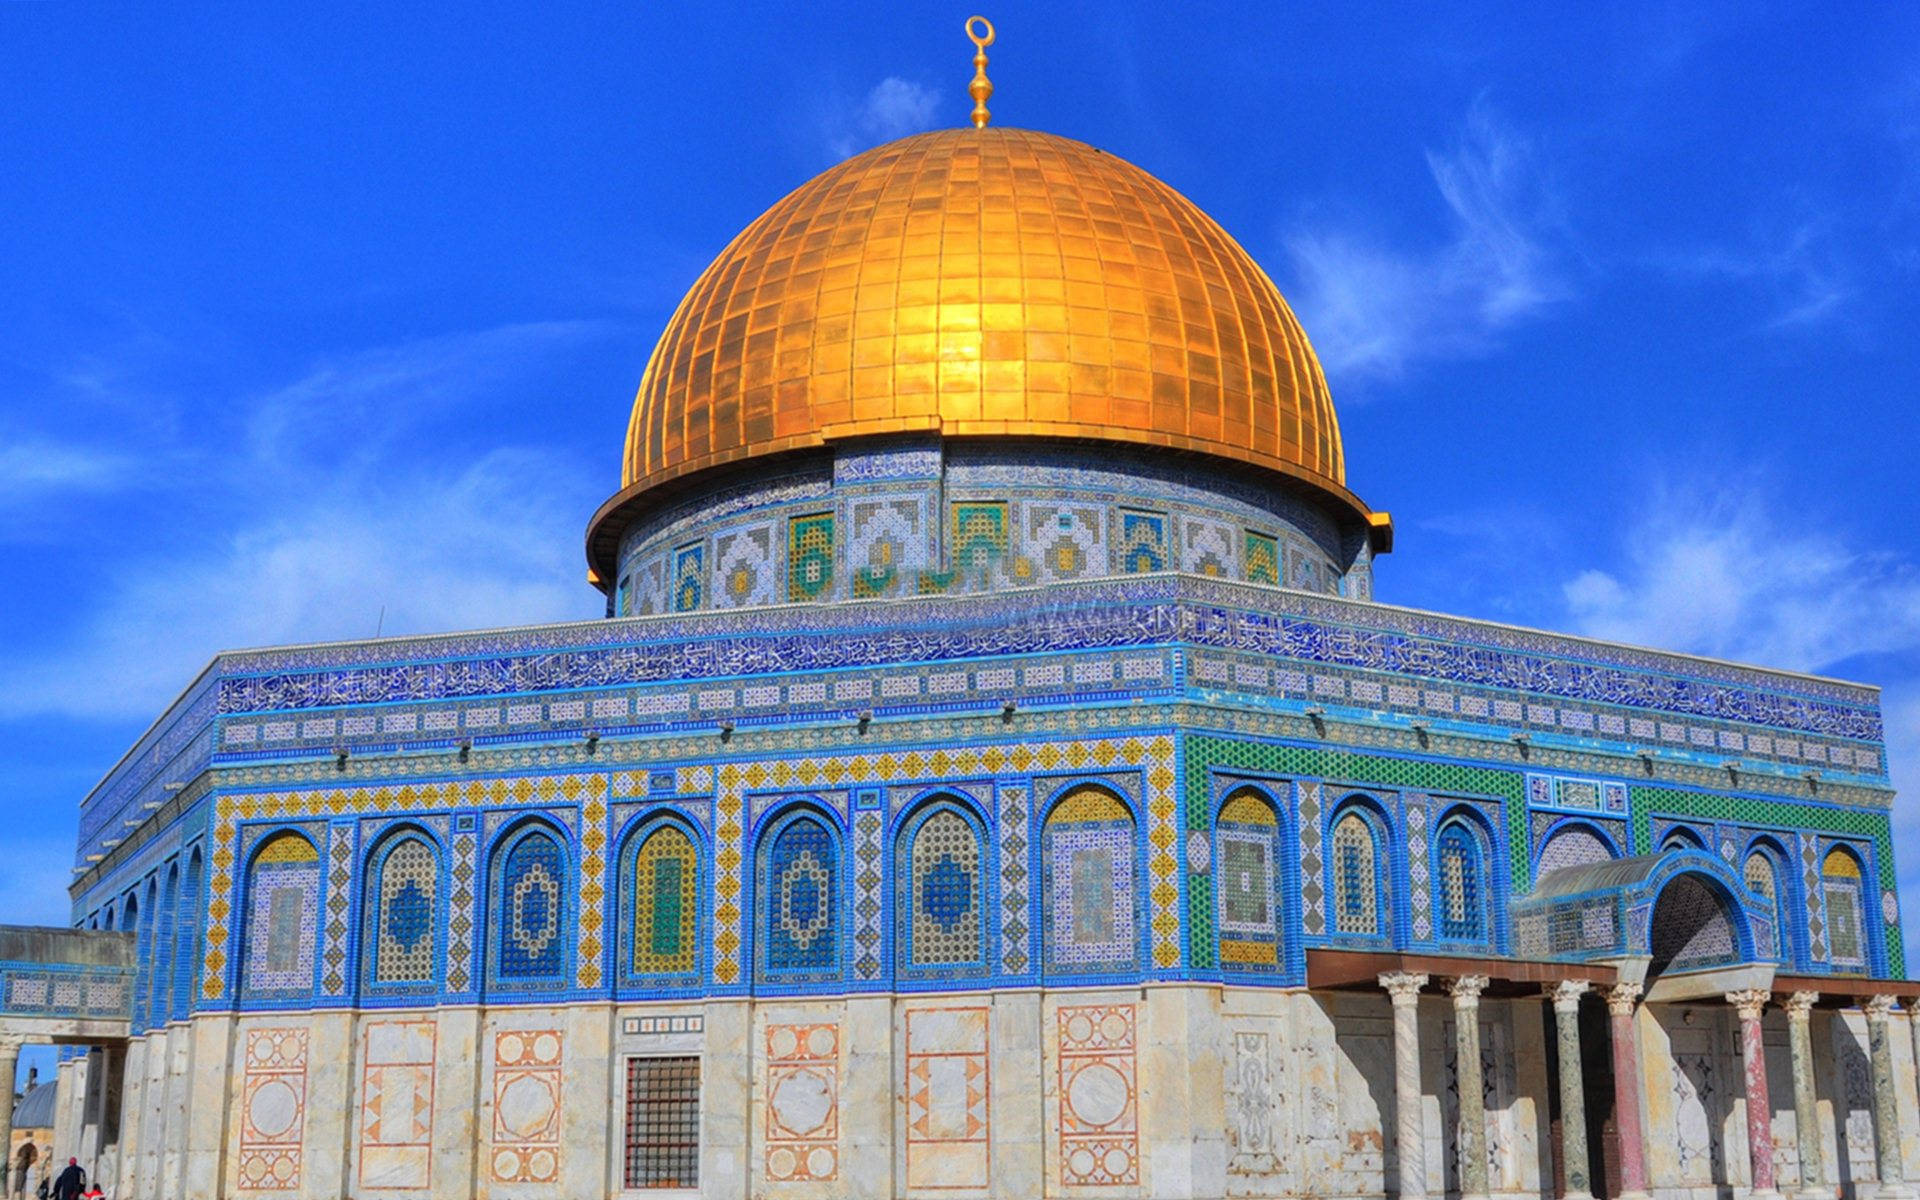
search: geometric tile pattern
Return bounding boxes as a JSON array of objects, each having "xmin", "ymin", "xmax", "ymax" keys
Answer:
[
  {"xmin": 1824, "ymin": 847, "xmax": 1866, "ymax": 968},
  {"xmin": 322, "ymin": 825, "xmax": 354, "ymax": 995},
  {"xmin": 761, "ymin": 815, "xmax": 839, "ymax": 980},
  {"xmin": 1436, "ymin": 819, "xmax": 1486, "ymax": 942},
  {"xmin": 237, "ymin": 1027, "xmax": 308, "ymax": 1191},
  {"xmin": 904, "ymin": 1006, "xmax": 990, "ymax": 1191},
  {"xmin": 1330, "ymin": 812, "xmax": 1379, "ymax": 937},
  {"xmin": 711, "ymin": 736, "xmax": 1179, "ymax": 988},
  {"xmin": 372, "ymin": 839, "xmax": 436, "ymax": 984},
  {"xmin": 1055, "ymin": 1003, "xmax": 1139, "ymax": 1187},
  {"xmin": 201, "ymin": 774, "xmax": 607, "ymax": 1001},
  {"xmin": 495, "ymin": 830, "xmax": 566, "ymax": 982},
  {"xmin": 1118, "ymin": 510, "xmax": 1167, "ymax": 573},
  {"xmin": 490, "ymin": 1030, "xmax": 564, "ymax": 1184},
  {"xmin": 765, "ymin": 1023, "xmax": 839, "ymax": 1184},
  {"xmin": 788, "ymin": 513, "xmax": 835, "ymax": 603},
  {"xmin": 999, "ymin": 786, "xmax": 1032, "ymax": 975},
  {"xmin": 245, "ymin": 836, "xmax": 320, "ymax": 994},
  {"xmin": 1215, "ymin": 791, "xmax": 1279, "ymax": 969},
  {"xmin": 447, "ymin": 833, "xmax": 476, "ymax": 993},
  {"xmin": 853, "ymin": 808, "xmax": 885, "ymax": 982},
  {"xmin": 630, "ymin": 824, "xmax": 698, "ymax": 977},
  {"xmin": 1042, "ymin": 790, "xmax": 1137, "ymax": 976},
  {"xmin": 904, "ymin": 808, "xmax": 983, "ymax": 967},
  {"xmin": 1298, "ymin": 782, "xmax": 1325, "ymax": 936},
  {"xmin": 578, "ymin": 796, "xmax": 607, "ymax": 989},
  {"xmin": 358, "ymin": 1020, "xmax": 436, "ymax": 1191},
  {"xmin": 1407, "ymin": 798, "xmax": 1432, "ymax": 940}
]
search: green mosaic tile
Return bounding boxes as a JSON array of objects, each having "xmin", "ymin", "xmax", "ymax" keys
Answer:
[
  {"xmin": 1182, "ymin": 734, "xmax": 1528, "ymax": 968},
  {"xmin": 1630, "ymin": 784, "xmax": 1902, "ymax": 975}
]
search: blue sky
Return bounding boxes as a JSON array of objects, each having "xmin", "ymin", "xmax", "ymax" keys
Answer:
[{"xmin": 3, "ymin": 0, "xmax": 1918, "ymax": 1049}]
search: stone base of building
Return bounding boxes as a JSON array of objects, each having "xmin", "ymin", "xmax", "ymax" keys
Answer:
[{"xmin": 48, "ymin": 984, "xmax": 1920, "ymax": 1200}]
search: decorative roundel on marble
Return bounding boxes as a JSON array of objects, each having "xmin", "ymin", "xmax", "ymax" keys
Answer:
[
  {"xmin": 1886, "ymin": 890, "xmax": 1901, "ymax": 926},
  {"xmin": 247, "ymin": 1079, "xmax": 300, "ymax": 1138},
  {"xmin": 770, "ymin": 1068, "xmax": 834, "ymax": 1137},
  {"xmin": 1185, "ymin": 830, "xmax": 1211, "ymax": 874},
  {"xmin": 1065, "ymin": 1061, "xmax": 1129, "ymax": 1128},
  {"xmin": 492, "ymin": 1150, "xmax": 519, "ymax": 1180},
  {"xmin": 807, "ymin": 1148, "xmax": 836, "ymax": 1179},
  {"xmin": 525, "ymin": 1149, "xmax": 558, "ymax": 1182},
  {"xmin": 497, "ymin": 1075, "xmax": 558, "ymax": 1139}
]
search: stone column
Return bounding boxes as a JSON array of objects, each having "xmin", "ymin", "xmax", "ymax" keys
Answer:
[
  {"xmin": 1865, "ymin": 996, "xmax": 1916, "ymax": 1200},
  {"xmin": 1605, "ymin": 983, "xmax": 1650, "ymax": 1200},
  {"xmin": 1727, "ymin": 989, "xmax": 1784, "ymax": 1200},
  {"xmin": 1451, "ymin": 976, "xmax": 1491, "ymax": 1200},
  {"xmin": 1550, "ymin": 981, "xmax": 1593, "ymax": 1200},
  {"xmin": 0, "ymin": 1036, "xmax": 21, "ymax": 1197},
  {"xmin": 1382, "ymin": 972, "xmax": 1431, "ymax": 1200},
  {"xmin": 1784, "ymin": 992, "xmax": 1827, "ymax": 1200}
]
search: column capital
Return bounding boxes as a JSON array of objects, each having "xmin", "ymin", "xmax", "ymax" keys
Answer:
[
  {"xmin": 1783, "ymin": 990, "xmax": 1821, "ymax": 1018},
  {"xmin": 1379, "ymin": 971, "xmax": 1430, "ymax": 1004},
  {"xmin": 1725, "ymin": 988, "xmax": 1771, "ymax": 1020},
  {"xmin": 1865, "ymin": 993, "xmax": 1902, "ymax": 1019},
  {"xmin": 1606, "ymin": 981, "xmax": 1644, "ymax": 1016},
  {"xmin": 1449, "ymin": 974, "xmax": 1490, "ymax": 1005},
  {"xmin": 1551, "ymin": 978, "xmax": 1589, "ymax": 1012}
]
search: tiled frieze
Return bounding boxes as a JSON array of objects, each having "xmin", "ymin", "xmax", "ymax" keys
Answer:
[{"xmin": 712, "ymin": 734, "xmax": 1178, "ymax": 988}]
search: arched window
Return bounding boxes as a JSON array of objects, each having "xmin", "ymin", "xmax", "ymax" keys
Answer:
[
  {"xmin": 492, "ymin": 826, "xmax": 569, "ymax": 984},
  {"xmin": 1216, "ymin": 791, "xmax": 1281, "ymax": 970},
  {"xmin": 369, "ymin": 836, "xmax": 438, "ymax": 985},
  {"xmin": 1744, "ymin": 848, "xmax": 1785, "ymax": 960},
  {"xmin": 1435, "ymin": 819, "xmax": 1488, "ymax": 943},
  {"xmin": 630, "ymin": 823, "xmax": 699, "ymax": 979},
  {"xmin": 149, "ymin": 865, "xmax": 179, "ymax": 1030},
  {"xmin": 1041, "ymin": 787, "xmax": 1137, "ymax": 977},
  {"xmin": 1536, "ymin": 826, "xmax": 1615, "ymax": 878},
  {"xmin": 1661, "ymin": 826, "xmax": 1705, "ymax": 853},
  {"xmin": 243, "ymin": 833, "xmax": 321, "ymax": 995},
  {"xmin": 1331, "ymin": 809, "xmax": 1384, "ymax": 938},
  {"xmin": 1823, "ymin": 848, "xmax": 1867, "ymax": 970},
  {"xmin": 132, "ymin": 881, "xmax": 157, "ymax": 1031},
  {"xmin": 171, "ymin": 849, "xmax": 203, "ymax": 1020},
  {"xmin": 759, "ymin": 810, "xmax": 841, "ymax": 982},
  {"xmin": 898, "ymin": 804, "xmax": 986, "ymax": 971}
]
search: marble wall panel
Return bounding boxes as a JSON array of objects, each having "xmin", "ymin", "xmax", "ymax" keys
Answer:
[
  {"xmin": 358, "ymin": 1019, "xmax": 436, "ymax": 1191},
  {"xmin": 236, "ymin": 1027, "xmax": 308, "ymax": 1191},
  {"xmin": 904, "ymin": 1005, "xmax": 991, "ymax": 1192}
]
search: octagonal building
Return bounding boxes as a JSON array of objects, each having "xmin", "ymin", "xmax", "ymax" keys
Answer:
[{"xmin": 26, "ymin": 83, "xmax": 1920, "ymax": 1200}]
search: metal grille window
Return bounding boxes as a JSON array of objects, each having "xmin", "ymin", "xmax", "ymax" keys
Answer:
[{"xmin": 624, "ymin": 1056, "xmax": 700, "ymax": 1189}]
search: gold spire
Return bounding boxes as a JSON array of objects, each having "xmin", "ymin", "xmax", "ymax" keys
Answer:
[{"xmin": 966, "ymin": 16, "xmax": 994, "ymax": 128}]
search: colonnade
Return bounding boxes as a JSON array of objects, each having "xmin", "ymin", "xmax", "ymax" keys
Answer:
[{"xmin": 1378, "ymin": 973, "xmax": 1920, "ymax": 1200}]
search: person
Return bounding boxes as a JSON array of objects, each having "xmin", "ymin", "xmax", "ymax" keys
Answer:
[{"xmin": 48, "ymin": 1160, "xmax": 82, "ymax": 1200}]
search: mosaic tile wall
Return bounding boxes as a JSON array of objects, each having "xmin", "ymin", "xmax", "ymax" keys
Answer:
[
  {"xmin": 613, "ymin": 441, "xmax": 1359, "ymax": 614},
  {"xmin": 73, "ymin": 539, "xmax": 1905, "ymax": 1026}
]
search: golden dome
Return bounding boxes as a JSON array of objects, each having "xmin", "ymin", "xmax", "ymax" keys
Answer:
[{"xmin": 590, "ymin": 127, "xmax": 1380, "ymax": 578}]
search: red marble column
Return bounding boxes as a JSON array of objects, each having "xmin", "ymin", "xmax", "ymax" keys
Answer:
[
  {"xmin": 1606, "ymin": 983, "xmax": 1649, "ymax": 1200},
  {"xmin": 1727, "ymin": 989, "xmax": 1782, "ymax": 1200}
]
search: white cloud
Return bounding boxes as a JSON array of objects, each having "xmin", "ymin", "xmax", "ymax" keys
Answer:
[
  {"xmin": 1557, "ymin": 479, "xmax": 1920, "ymax": 941},
  {"xmin": 1284, "ymin": 102, "xmax": 1570, "ymax": 382},
  {"xmin": 0, "ymin": 326, "xmax": 612, "ymax": 721},
  {"xmin": 1560, "ymin": 485, "xmax": 1920, "ymax": 673},
  {"xmin": 825, "ymin": 77, "xmax": 942, "ymax": 160},
  {"xmin": 1653, "ymin": 218, "xmax": 1854, "ymax": 331},
  {"xmin": 0, "ymin": 439, "xmax": 139, "ymax": 506}
]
